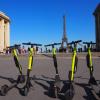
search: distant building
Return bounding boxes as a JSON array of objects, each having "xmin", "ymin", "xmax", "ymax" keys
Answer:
[
  {"xmin": 0, "ymin": 11, "xmax": 10, "ymax": 52},
  {"xmin": 93, "ymin": 3, "xmax": 100, "ymax": 51}
]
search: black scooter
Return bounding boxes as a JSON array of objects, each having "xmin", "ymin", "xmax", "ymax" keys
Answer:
[
  {"xmin": 83, "ymin": 41, "xmax": 100, "ymax": 98},
  {"xmin": 44, "ymin": 43, "xmax": 61, "ymax": 98},
  {"xmin": 20, "ymin": 42, "xmax": 42, "ymax": 96},
  {"xmin": 1, "ymin": 44, "xmax": 25, "ymax": 96},
  {"xmin": 64, "ymin": 40, "xmax": 82, "ymax": 100}
]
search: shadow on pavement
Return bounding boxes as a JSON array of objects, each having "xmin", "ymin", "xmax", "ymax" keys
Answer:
[
  {"xmin": 75, "ymin": 76, "xmax": 100, "ymax": 84},
  {"xmin": 33, "ymin": 75, "xmax": 57, "ymax": 98},
  {"xmin": 42, "ymin": 54, "xmax": 53, "ymax": 58},
  {"xmin": 74, "ymin": 76, "xmax": 89, "ymax": 80},
  {"xmin": 33, "ymin": 75, "xmax": 72, "ymax": 100},
  {"xmin": 0, "ymin": 75, "xmax": 18, "ymax": 96},
  {"xmin": 75, "ymin": 82, "xmax": 98, "ymax": 100},
  {"xmin": 0, "ymin": 75, "xmax": 99, "ymax": 99},
  {"xmin": 0, "ymin": 75, "xmax": 27, "ymax": 96},
  {"xmin": 0, "ymin": 76, "xmax": 17, "ymax": 83}
]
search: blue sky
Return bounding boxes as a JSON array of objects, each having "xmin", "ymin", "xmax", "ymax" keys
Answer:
[{"xmin": 0, "ymin": 0, "xmax": 100, "ymax": 45}]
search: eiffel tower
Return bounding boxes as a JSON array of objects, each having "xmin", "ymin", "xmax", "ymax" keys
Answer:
[{"xmin": 61, "ymin": 15, "xmax": 68, "ymax": 50}]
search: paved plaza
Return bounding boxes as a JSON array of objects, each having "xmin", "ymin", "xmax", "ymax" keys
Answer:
[{"xmin": 0, "ymin": 54, "xmax": 99, "ymax": 100}]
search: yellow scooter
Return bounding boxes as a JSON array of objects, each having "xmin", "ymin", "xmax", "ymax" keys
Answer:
[
  {"xmin": 21, "ymin": 42, "xmax": 42, "ymax": 96},
  {"xmin": 1, "ymin": 44, "xmax": 25, "ymax": 96},
  {"xmin": 83, "ymin": 41, "xmax": 100, "ymax": 97},
  {"xmin": 65, "ymin": 40, "xmax": 82, "ymax": 100},
  {"xmin": 44, "ymin": 43, "xmax": 61, "ymax": 98}
]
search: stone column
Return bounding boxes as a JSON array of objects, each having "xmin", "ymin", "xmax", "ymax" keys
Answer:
[
  {"xmin": 4, "ymin": 21, "xmax": 10, "ymax": 48},
  {"xmin": 93, "ymin": 3, "xmax": 100, "ymax": 51},
  {"xmin": 95, "ymin": 15, "xmax": 100, "ymax": 51},
  {"xmin": 0, "ymin": 19, "xmax": 4, "ymax": 51}
]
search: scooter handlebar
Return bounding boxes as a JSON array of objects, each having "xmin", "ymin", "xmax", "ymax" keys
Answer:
[
  {"xmin": 22, "ymin": 42, "xmax": 42, "ymax": 46},
  {"xmin": 83, "ymin": 41, "xmax": 96, "ymax": 45},
  {"xmin": 44, "ymin": 43, "xmax": 61, "ymax": 47},
  {"xmin": 68, "ymin": 40, "xmax": 82, "ymax": 45},
  {"xmin": 7, "ymin": 44, "xmax": 21, "ymax": 49}
]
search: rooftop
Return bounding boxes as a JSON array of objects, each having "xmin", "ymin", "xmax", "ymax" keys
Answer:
[
  {"xmin": 93, "ymin": 3, "xmax": 100, "ymax": 15},
  {"xmin": 0, "ymin": 11, "xmax": 10, "ymax": 22}
]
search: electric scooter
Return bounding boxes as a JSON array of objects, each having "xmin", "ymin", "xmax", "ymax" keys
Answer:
[
  {"xmin": 44, "ymin": 43, "xmax": 61, "ymax": 98},
  {"xmin": 83, "ymin": 41, "xmax": 100, "ymax": 98},
  {"xmin": 1, "ymin": 44, "xmax": 25, "ymax": 96},
  {"xmin": 64, "ymin": 40, "xmax": 82, "ymax": 100},
  {"xmin": 20, "ymin": 42, "xmax": 42, "ymax": 96}
]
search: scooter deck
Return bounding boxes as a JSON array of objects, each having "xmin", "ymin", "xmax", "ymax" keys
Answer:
[
  {"xmin": 54, "ymin": 80, "xmax": 61, "ymax": 88},
  {"xmin": 54, "ymin": 74, "xmax": 61, "ymax": 89}
]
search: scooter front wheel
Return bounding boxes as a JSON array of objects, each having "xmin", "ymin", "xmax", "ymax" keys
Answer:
[
  {"xmin": 1, "ymin": 85, "xmax": 8, "ymax": 96},
  {"xmin": 65, "ymin": 84, "xmax": 75, "ymax": 100},
  {"xmin": 54, "ymin": 86, "xmax": 60, "ymax": 98},
  {"xmin": 23, "ymin": 86, "xmax": 29, "ymax": 96}
]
